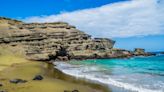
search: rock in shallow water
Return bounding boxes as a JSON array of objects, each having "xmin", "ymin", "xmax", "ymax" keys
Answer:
[
  {"xmin": 33, "ymin": 75, "xmax": 43, "ymax": 80},
  {"xmin": 10, "ymin": 79, "xmax": 27, "ymax": 84}
]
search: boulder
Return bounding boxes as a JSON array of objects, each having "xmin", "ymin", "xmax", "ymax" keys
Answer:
[
  {"xmin": 33, "ymin": 75, "xmax": 43, "ymax": 80},
  {"xmin": 10, "ymin": 79, "xmax": 27, "ymax": 84},
  {"xmin": 0, "ymin": 83, "xmax": 3, "ymax": 86}
]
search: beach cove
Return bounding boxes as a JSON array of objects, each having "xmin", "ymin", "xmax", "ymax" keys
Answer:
[{"xmin": 0, "ymin": 16, "xmax": 163, "ymax": 92}]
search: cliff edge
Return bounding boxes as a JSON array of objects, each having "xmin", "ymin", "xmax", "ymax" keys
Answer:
[{"xmin": 0, "ymin": 17, "xmax": 153, "ymax": 61}]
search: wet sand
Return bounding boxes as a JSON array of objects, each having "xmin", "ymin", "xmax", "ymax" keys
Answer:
[{"xmin": 46, "ymin": 63, "xmax": 110, "ymax": 92}]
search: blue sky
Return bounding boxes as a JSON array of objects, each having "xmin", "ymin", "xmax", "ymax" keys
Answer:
[
  {"xmin": 0, "ymin": 0, "xmax": 127, "ymax": 18},
  {"xmin": 0, "ymin": 0, "xmax": 164, "ymax": 52},
  {"xmin": 114, "ymin": 35, "xmax": 164, "ymax": 52}
]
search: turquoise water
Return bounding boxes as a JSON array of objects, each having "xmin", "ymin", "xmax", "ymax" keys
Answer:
[
  {"xmin": 71, "ymin": 55, "xmax": 164, "ymax": 76},
  {"xmin": 54, "ymin": 55, "xmax": 164, "ymax": 92}
]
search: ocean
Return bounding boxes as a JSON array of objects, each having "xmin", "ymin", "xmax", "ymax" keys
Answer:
[{"xmin": 54, "ymin": 55, "xmax": 164, "ymax": 92}]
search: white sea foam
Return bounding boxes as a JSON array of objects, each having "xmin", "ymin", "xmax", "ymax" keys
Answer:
[{"xmin": 54, "ymin": 62, "xmax": 164, "ymax": 92}]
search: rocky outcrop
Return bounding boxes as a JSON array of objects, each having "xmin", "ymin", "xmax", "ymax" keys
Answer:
[
  {"xmin": 133, "ymin": 48, "xmax": 155, "ymax": 56},
  {"xmin": 134, "ymin": 48, "xmax": 145, "ymax": 55},
  {"xmin": 0, "ymin": 17, "xmax": 154, "ymax": 61}
]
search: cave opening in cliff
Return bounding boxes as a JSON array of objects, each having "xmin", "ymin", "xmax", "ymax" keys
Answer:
[{"xmin": 48, "ymin": 46, "xmax": 70, "ymax": 61}]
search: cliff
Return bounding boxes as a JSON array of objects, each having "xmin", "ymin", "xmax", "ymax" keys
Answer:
[{"xmin": 0, "ymin": 17, "xmax": 152, "ymax": 61}]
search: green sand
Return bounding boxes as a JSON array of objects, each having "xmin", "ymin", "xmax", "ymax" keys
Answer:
[
  {"xmin": 0, "ymin": 45, "xmax": 28, "ymax": 71},
  {"xmin": 0, "ymin": 61, "xmax": 109, "ymax": 92}
]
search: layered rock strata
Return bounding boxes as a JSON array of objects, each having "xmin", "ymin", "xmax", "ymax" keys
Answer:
[{"xmin": 0, "ymin": 17, "xmax": 153, "ymax": 61}]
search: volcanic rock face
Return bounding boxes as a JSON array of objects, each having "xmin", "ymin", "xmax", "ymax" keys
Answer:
[
  {"xmin": 0, "ymin": 17, "xmax": 154, "ymax": 61},
  {"xmin": 0, "ymin": 17, "xmax": 118, "ymax": 61}
]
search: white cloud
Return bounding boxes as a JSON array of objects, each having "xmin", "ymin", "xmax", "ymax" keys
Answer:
[{"xmin": 23, "ymin": 0, "xmax": 164, "ymax": 38}]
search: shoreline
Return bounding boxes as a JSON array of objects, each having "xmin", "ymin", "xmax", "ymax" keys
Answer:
[{"xmin": 47, "ymin": 63, "xmax": 111, "ymax": 92}]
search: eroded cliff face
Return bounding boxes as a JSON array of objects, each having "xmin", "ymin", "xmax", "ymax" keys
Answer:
[
  {"xmin": 0, "ymin": 17, "xmax": 119, "ymax": 61},
  {"xmin": 1, "ymin": 17, "xmax": 153, "ymax": 61}
]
